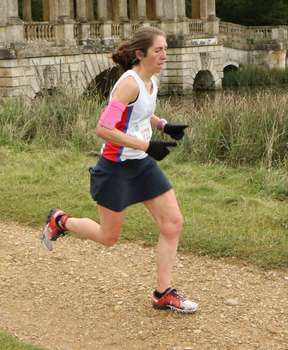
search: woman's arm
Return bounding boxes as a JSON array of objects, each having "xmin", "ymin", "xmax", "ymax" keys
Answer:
[
  {"xmin": 96, "ymin": 76, "xmax": 149, "ymax": 151},
  {"xmin": 150, "ymin": 114, "xmax": 167, "ymax": 130},
  {"xmin": 96, "ymin": 122, "xmax": 149, "ymax": 151}
]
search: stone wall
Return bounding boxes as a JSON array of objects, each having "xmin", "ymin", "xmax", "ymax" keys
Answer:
[
  {"xmin": 0, "ymin": 51, "xmax": 115, "ymax": 98},
  {"xmin": 161, "ymin": 37, "xmax": 223, "ymax": 94}
]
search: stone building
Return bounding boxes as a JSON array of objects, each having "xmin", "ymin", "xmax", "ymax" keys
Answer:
[
  {"xmin": 1, "ymin": 0, "xmax": 287, "ymax": 98},
  {"xmin": 0, "ymin": 0, "xmax": 224, "ymax": 97}
]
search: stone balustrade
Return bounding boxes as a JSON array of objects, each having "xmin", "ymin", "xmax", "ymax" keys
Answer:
[
  {"xmin": 219, "ymin": 22, "xmax": 247, "ymax": 41},
  {"xmin": 24, "ymin": 20, "xmax": 286, "ymax": 46},
  {"xmin": 22, "ymin": 19, "xmax": 211, "ymax": 43},
  {"xmin": 189, "ymin": 20, "xmax": 205, "ymax": 38},
  {"xmin": 220, "ymin": 21, "xmax": 288, "ymax": 45},
  {"xmin": 90, "ymin": 22, "xmax": 101, "ymax": 39},
  {"xmin": 24, "ymin": 22, "xmax": 55, "ymax": 42}
]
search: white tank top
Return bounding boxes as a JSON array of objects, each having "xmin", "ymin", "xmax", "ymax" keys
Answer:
[{"xmin": 101, "ymin": 70, "xmax": 158, "ymax": 162}]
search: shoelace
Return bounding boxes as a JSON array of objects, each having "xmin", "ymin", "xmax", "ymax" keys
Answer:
[
  {"xmin": 165, "ymin": 289, "xmax": 185, "ymax": 301},
  {"xmin": 50, "ymin": 226, "xmax": 66, "ymax": 241}
]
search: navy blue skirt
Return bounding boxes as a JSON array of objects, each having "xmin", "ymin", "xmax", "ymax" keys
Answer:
[{"xmin": 89, "ymin": 155, "xmax": 173, "ymax": 212}]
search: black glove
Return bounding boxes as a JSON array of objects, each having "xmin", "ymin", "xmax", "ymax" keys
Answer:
[
  {"xmin": 146, "ymin": 141, "xmax": 177, "ymax": 161},
  {"xmin": 164, "ymin": 124, "xmax": 189, "ymax": 140}
]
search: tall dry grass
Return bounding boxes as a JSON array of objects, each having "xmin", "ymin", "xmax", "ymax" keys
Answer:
[
  {"xmin": 1, "ymin": 87, "xmax": 288, "ymax": 170},
  {"xmin": 156, "ymin": 89, "xmax": 288, "ymax": 169}
]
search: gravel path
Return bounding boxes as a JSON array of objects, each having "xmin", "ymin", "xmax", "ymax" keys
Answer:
[{"xmin": 0, "ymin": 220, "xmax": 287, "ymax": 350}]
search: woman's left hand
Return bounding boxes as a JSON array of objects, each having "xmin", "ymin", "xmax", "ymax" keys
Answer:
[{"xmin": 163, "ymin": 124, "xmax": 189, "ymax": 140}]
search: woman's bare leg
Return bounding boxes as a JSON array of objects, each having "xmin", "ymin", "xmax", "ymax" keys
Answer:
[
  {"xmin": 65, "ymin": 205, "xmax": 125, "ymax": 247},
  {"xmin": 143, "ymin": 189, "xmax": 183, "ymax": 293}
]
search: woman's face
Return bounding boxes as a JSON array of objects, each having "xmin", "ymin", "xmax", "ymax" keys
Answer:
[{"xmin": 144, "ymin": 35, "xmax": 167, "ymax": 73}]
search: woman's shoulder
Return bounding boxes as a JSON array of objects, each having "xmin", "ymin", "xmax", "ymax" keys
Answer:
[{"xmin": 112, "ymin": 74, "xmax": 140, "ymax": 105}]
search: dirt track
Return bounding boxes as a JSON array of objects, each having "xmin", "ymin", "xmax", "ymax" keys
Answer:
[{"xmin": 0, "ymin": 220, "xmax": 287, "ymax": 350}]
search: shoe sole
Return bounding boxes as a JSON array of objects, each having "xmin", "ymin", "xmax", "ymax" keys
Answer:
[
  {"xmin": 153, "ymin": 304, "xmax": 198, "ymax": 313},
  {"xmin": 41, "ymin": 209, "xmax": 59, "ymax": 251},
  {"xmin": 41, "ymin": 224, "xmax": 54, "ymax": 251}
]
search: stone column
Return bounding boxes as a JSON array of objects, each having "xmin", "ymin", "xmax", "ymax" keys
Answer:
[
  {"xmin": 58, "ymin": 0, "xmax": 70, "ymax": 21},
  {"xmin": 205, "ymin": 0, "xmax": 219, "ymax": 36},
  {"xmin": 5, "ymin": 0, "xmax": 24, "ymax": 43},
  {"xmin": 208, "ymin": 0, "xmax": 216, "ymax": 16},
  {"xmin": 0, "ymin": 1, "xmax": 7, "ymax": 24},
  {"xmin": 86, "ymin": 0, "xmax": 94, "ymax": 21},
  {"xmin": 163, "ymin": 0, "xmax": 178, "ymax": 20},
  {"xmin": 177, "ymin": 0, "xmax": 186, "ymax": 20},
  {"xmin": 177, "ymin": 0, "xmax": 189, "ymax": 35},
  {"xmin": 97, "ymin": 0, "xmax": 108, "ymax": 20},
  {"xmin": 97, "ymin": 0, "xmax": 111, "ymax": 38},
  {"xmin": 200, "ymin": 0, "xmax": 208, "ymax": 19},
  {"xmin": 56, "ymin": 0, "xmax": 76, "ymax": 46},
  {"xmin": 155, "ymin": 0, "xmax": 165, "ymax": 20},
  {"xmin": 7, "ymin": 0, "xmax": 20, "ymax": 20},
  {"xmin": 76, "ymin": 0, "xmax": 88, "ymax": 22},
  {"xmin": 0, "ymin": 1, "xmax": 7, "ymax": 45},
  {"xmin": 22, "ymin": 0, "xmax": 32, "ymax": 21},
  {"xmin": 137, "ymin": 0, "xmax": 147, "ymax": 20},
  {"xmin": 118, "ymin": 0, "xmax": 128, "ymax": 21}
]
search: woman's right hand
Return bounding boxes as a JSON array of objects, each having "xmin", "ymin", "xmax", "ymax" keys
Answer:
[{"xmin": 146, "ymin": 141, "xmax": 177, "ymax": 161}]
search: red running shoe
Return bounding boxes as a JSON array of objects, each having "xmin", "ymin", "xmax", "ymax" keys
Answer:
[
  {"xmin": 41, "ymin": 208, "xmax": 70, "ymax": 251},
  {"xmin": 153, "ymin": 288, "xmax": 198, "ymax": 313}
]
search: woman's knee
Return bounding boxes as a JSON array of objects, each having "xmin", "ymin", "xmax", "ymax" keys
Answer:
[
  {"xmin": 174, "ymin": 212, "xmax": 184, "ymax": 234},
  {"xmin": 161, "ymin": 212, "xmax": 183, "ymax": 237},
  {"xmin": 101, "ymin": 230, "xmax": 121, "ymax": 247}
]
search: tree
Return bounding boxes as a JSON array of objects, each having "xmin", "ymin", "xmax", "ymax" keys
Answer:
[{"xmin": 216, "ymin": 0, "xmax": 288, "ymax": 26}]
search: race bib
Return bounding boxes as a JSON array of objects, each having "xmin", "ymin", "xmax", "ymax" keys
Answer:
[{"xmin": 134, "ymin": 118, "xmax": 152, "ymax": 140}]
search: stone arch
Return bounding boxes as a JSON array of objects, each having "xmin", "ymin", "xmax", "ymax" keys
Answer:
[
  {"xmin": 78, "ymin": 53, "xmax": 120, "ymax": 97},
  {"xmin": 86, "ymin": 66, "xmax": 121, "ymax": 98},
  {"xmin": 193, "ymin": 70, "xmax": 215, "ymax": 90},
  {"xmin": 223, "ymin": 63, "xmax": 238, "ymax": 74},
  {"xmin": 223, "ymin": 60, "xmax": 239, "ymax": 71},
  {"xmin": 28, "ymin": 53, "xmax": 116, "ymax": 98},
  {"xmin": 188, "ymin": 50, "xmax": 222, "ymax": 91}
]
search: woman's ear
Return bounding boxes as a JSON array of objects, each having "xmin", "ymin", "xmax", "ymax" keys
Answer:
[{"xmin": 135, "ymin": 50, "xmax": 146, "ymax": 60}]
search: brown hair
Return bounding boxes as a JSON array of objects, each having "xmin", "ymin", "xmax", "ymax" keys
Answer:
[{"xmin": 112, "ymin": 26, "xmax": 166, "ymax": 72}]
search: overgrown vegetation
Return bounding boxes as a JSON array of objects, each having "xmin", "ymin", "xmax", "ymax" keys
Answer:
[
  {"xmin": 0, "ymin": 88, "xmax": 105, "ymax": 154},
  {"xmin": 223, "ymin": 65, "xmax": 288, "ymax": 87},
  {"xmin": 2, "ymin": 86, "xmax": 288, "ymax": 170}
]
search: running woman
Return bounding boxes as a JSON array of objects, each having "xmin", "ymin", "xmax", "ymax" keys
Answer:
[{"xmin": 41, "ymin": 26, "xmax": 198, "ymax": 314}]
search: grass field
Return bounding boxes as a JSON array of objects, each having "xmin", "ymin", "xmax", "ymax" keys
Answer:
[{"xmin": 1, "ymin": 146, "xmax": 288, "ymax": 269}]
